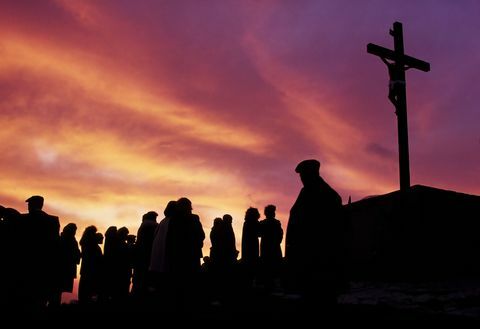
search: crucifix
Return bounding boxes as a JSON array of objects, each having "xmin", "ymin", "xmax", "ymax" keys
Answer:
[{"xmin": 367, "ymin": 22, "xmax": 430, "ymax": 192}]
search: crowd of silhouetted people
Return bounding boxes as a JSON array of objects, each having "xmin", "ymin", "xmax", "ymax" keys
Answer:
[{"xmin": 0, "ymin": 159, "xmax": 349, "ymax": 312}]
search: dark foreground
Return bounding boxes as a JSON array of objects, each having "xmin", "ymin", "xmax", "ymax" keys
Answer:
[{"xmin": 7, "ymin": 281, "xmax": 480, "ymax": 327}]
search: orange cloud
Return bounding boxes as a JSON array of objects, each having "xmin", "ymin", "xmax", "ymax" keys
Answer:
[{"xmin": 0, "ymin": 33, "xmax": 269, "ymax": 154}]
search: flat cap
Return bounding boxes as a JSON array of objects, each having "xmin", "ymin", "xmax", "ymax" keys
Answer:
[
  {"xmin": 295, "ymin": 159, "xmax": 320, "ymax": 174},
  {"xmin": 25, "ymin": 195, "xmax": 44, "ymax": 203}
]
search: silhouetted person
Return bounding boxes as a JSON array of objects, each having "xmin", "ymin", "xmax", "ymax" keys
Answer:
[
  {"xmin": 258, "ymin": 204, "xmax": 283, "ymax": 292},
  {"xmin": 79, "ymin": 226, "xmax": 103, "ymax": 304},
  {"xmin": 222, "ymin": 214, "xmax": 239, "ymax": 266},
  {"xmin": 133, "ymin": 211, "xmax": 158, "ymax": 297},
  {"xmin": 286, "ymin": 159, "xmax": 343, "ymax": 308},
  {"xmin": 116, "ymin": 226, "xmax": 133, "ymax": 300},
  {"xmin": 206, "ymin": 217, "xmax": 223, "ymax": 303},
  {"xmin": 241, "ymin": 207, "xmax": 260, "ymax": 288},
  {"xmin": 149, "ymin": 201, "xmax": 176, "ymax": 305},
  {"xmin": 0, "ymin": 206, "xmax": 7, "ymax": 305},
  {"xmin": 102, "ymin": 225, "xmax": 118, "ymax": 302},
  {"xmin": 0, "ymin": 206, "xmax": 21, "ymax": 307},
  {"xmin": 96, "ymin": 232, "xmax": 104, "ymax": 246},
  {"xmin": 21, "ymin": 195, "xmax": 60, "ymax": 309},
  {"xmin": 55, "ymin": 223, "xmax": 81, "ymax": 305},
  {"xmin": 0, "ymin": 206, "xmax": 5, "ymax": 305},
  {"xmin": 167, "ymin": 198, "xmax": 205, "ymax": 273},
  {"xmin": 166, "ymin": 197, "xmax": 205, "ymax": 308},
  {"xmin": 208, "ymin": 215, "xmax": 238, "ymax": 305},
  {"xmin": 209, "ymin": 217, "xmax": 223, "ymax": 267},
  {"xmin": 150, "ymin": 201, "xmax": 176, "ymax": 274},
  {"xmin": 127, "ymin": 234, "xmax": 136, "ymax": 246},
  {"xmin": 94, "ymin": 232, "xmax": 105, "ymax": 301}
]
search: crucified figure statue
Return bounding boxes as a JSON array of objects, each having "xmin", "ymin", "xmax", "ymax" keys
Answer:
[{"xmin": 380, "ymin": 57, "xmax": 405, "ymax": 108}]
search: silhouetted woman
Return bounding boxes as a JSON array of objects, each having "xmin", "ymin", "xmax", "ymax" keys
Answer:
[
  {"xmin": 209, "ymin": 217, "xmax": 223, "ymax": 267},
  {"xmin": 150, "ymin": 201, "xmax": 176, "ymax": 274},
  {"xmin": 115, "ymin": 226, "xmax": 133, "ymax": 300},
  {"xmin": 56, "ymin": 223, "xmax": 81, "ymax": 304},
  {"xmin": 222, "ymin": 214, "xmax": 239, "ymax": 266},
  {"xmin": 133, "ymin": 211, "xmax": 158, "ymax": 296},
  {"xmin": 79, "ymin": 226, "xmax": 103, "ymax": 303},
  {"xmin": 149, "ymin": 201, "xmax": 176, "ymax": 303},
  {"xmin": 102, "ymin": 225, "xmax": 118, "ymax": 302},
  {"xmin": 241, "ymin": 207, "xmax": 260, "ymax": 287},
  {"xmin": 258, "ymin": 205, "xmax": 283, "ymax": 291}
]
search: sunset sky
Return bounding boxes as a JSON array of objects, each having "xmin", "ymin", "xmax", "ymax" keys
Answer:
[{"xmin": 1, "ymin": 0, "xmax": 479, "ymax": 271}]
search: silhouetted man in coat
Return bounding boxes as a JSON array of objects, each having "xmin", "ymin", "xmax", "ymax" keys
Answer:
[
  {"xmin": 22, "ymin": 195, "xmax": 60, "ymax": 308},
  {"xmin": 285, "ymin": 160, "xmax": 343, "ymax": 307}
]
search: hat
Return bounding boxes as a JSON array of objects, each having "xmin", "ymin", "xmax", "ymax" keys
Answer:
[
  {"xmin": 25, "ymin": 195, "xmax": 44, "ymax": 203},
  {"xmin": 295, "ymin": 159, "xmax": 320, "ymax": 174}
]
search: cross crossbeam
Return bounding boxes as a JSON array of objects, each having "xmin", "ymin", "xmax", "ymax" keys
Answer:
[{"xmin": 367, "ymin": 43, "xmax": 430, "ymax": 72}]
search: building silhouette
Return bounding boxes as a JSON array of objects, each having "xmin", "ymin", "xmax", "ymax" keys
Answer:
[{"xmin": 345, "ymin": 185, "xmax": 480, "ymax": 281}]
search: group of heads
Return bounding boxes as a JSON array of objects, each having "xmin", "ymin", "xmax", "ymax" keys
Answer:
[
  {"xmin": 245, "ymin": 204, "xmax": 277, "ymax": 222},
  {"xmin": 142, "ymin": 197, "xmax": 194, "ymax": 223}
]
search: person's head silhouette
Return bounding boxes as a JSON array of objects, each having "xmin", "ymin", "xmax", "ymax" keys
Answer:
[
  {"xmin": 62, "ymin": 223, "xmax": 77, "ymax": 237},
  {"xmin": 164, "ymin": 200, "xmax": 177, "ymax": 217},
  {"xmin": 213, "ymin": 217, "xmax": 222, "ymax": 226},
  {"xmin": 223, "ymin": 214, "xmax": 233, "ymax": 225},
  {"xmin": 245, "ymin": 207, "xmax": 260, "ymax": 222},
  {"xmin": 177, "ymin": 197, "xmax": 193, "ymax": 216},
  {"xmin": 295, "ymin": 159, "xmax": 320, "ymax": 186},
  {"xmin": 264, "ymin": 205, "xmax": 276, "ymax": 219},
  {"xmin": 25, "ymin": 195, "xmax": 44, "ymax": 213},
  {"xmin": 143, "ymin": 211, "xmax": 158, "ymax": 222}
]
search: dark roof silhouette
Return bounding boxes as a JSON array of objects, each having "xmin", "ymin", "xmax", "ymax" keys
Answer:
[{"xmin": 345, "ymin": 185, "xmax": 480, "ymax": 281}]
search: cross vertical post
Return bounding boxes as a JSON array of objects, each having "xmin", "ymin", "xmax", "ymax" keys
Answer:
[{"xmin": 367, "ymin": 22, "xmax": 430, "ymax": 192}]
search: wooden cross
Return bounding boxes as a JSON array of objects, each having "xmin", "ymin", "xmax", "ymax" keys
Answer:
[{"xmin": 367, "ymin": 22, "xmax": 430, "ymax": 192}]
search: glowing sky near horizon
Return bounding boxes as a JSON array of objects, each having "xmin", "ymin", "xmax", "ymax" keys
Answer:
[{"xmin": 1, "ymin": 0, "xmax": 480, "ymax": 262}]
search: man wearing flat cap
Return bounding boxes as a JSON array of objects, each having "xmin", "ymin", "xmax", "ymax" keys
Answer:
[
  {"xmin": 22, "ymin": 195, "xmax": 60, "ymax": 308},
  {"xmin": 285, "ymin": 159, "xmax": 344, "ymax": 307}
]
